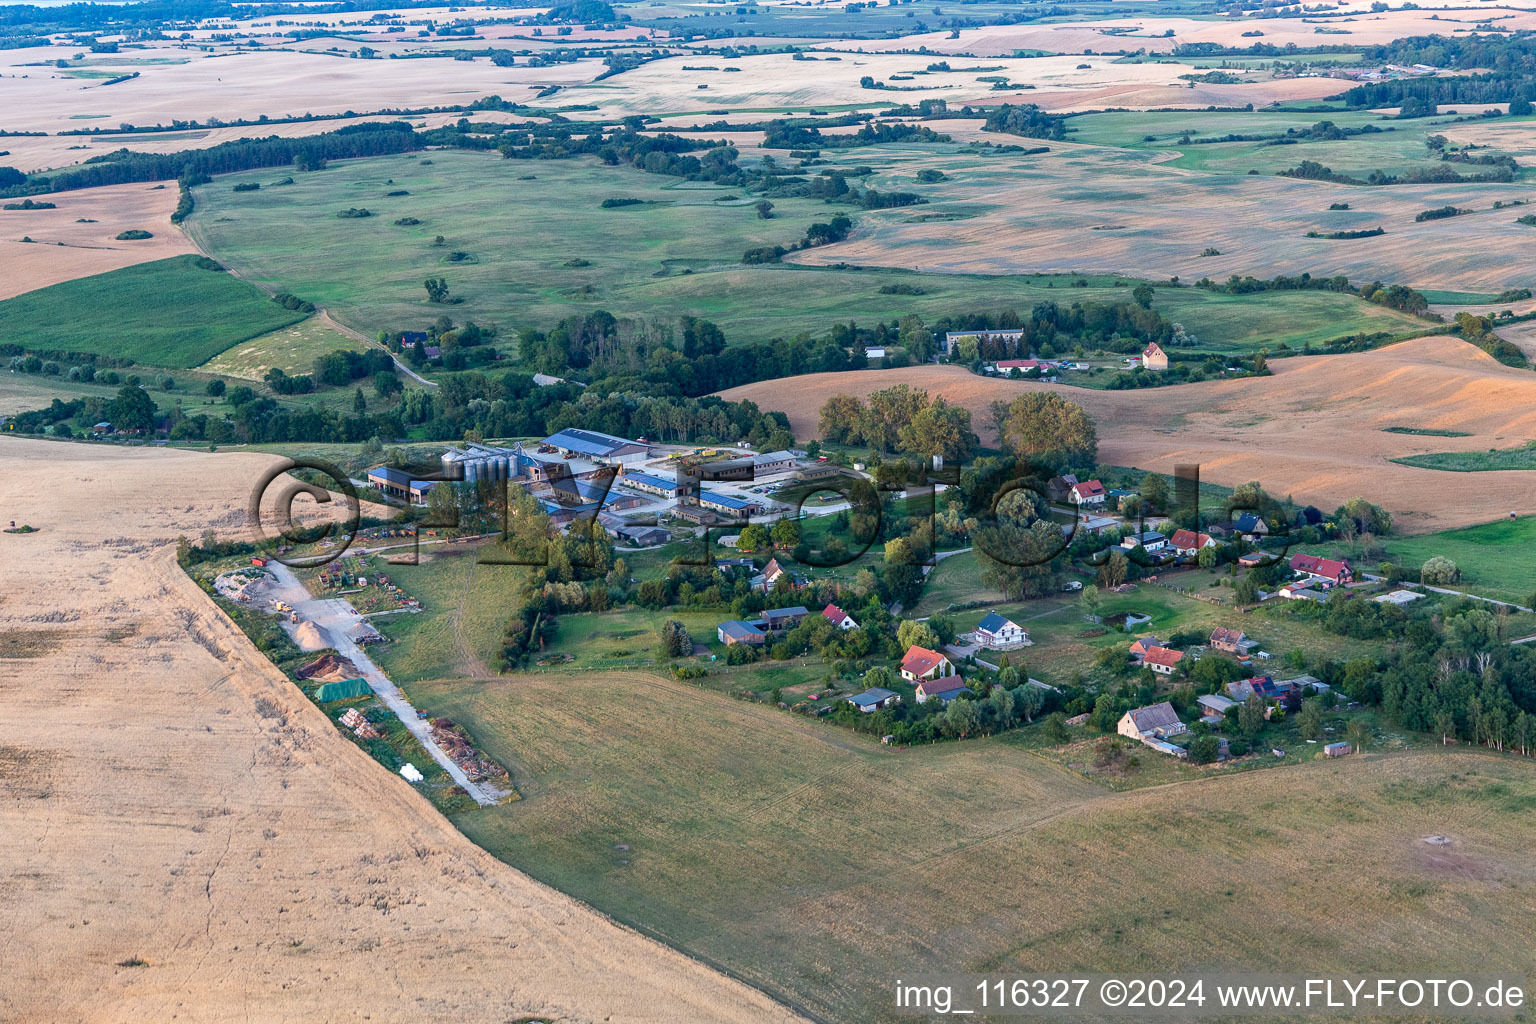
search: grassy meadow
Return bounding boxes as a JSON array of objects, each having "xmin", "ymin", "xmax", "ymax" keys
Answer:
[
  {"xmin": 185, "ymin": 149, "xmax": 1425, "ymax": 352},
  {"xmin": 0, "ymin": 255, "xmax": 307, "ymax": 368},
  {"xmin": 200, "ymin": 317, "xmax": 363, "ymax": 379},
  {"xmin": 409, "ymin": 668, "xmax": 1536, "ymax": 1024}
]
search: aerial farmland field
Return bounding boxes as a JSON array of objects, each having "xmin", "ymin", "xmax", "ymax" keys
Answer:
[{"xmin": 7, "ymin": 0, "xmax": 1536, "ymax": 1019}]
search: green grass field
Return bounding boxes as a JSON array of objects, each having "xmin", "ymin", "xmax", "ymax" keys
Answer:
[
  {"xmin": 407, "ymin": 668, "xmax": 1536, "ymax": 1024},
  {"xmin": 185, "ymin": 150, "xmax": 1424, "ymax": 352},
  {"xmin": 1361, "ymin": 517, "xmax": 1536, "ymax": 606},
  {"xmin": 0, "ymin": 255, "xmax": 307, "ymax": 368},
  {"xmin": 1392, "ymin": 444, "xmax": 1536, "ymax": 472}
]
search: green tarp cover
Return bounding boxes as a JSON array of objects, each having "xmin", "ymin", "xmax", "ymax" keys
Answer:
[{"xmin": 315, "ymin": 677, "xmax": 371, "ymax": 702}]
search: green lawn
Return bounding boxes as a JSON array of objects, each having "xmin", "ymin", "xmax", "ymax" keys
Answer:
[{"xmin": 0, "ymin": 255, "xmax": 307, "ymax": 368}]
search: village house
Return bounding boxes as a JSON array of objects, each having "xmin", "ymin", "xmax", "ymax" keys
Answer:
[
  {"xmin": 717, "ymin": 620, "xmax": 767, "ymax": 646},
  {"xmin": 915, "ymin": 674, "xmax": 970, "ymax": 704},
  {"xmin": 1237, "ymin": 551, "xmax": 1270, "ymax": 569},
  {"xmin": 821, "ymin": 603, "xmax": 858, "ymax": 630},
  {"xmin": 900, "ymin": 645, "xmax": 954, "ymax": 683},
  {"xmin": 756, "ymin": 556, "xmax": 808, "ymax": 593},
  {"xmin": 1076, "ymin": 513, "xmax": 1120, "ymax": 536},
  {"xmin": 1117, "ymin": 701, "xmax": 1188, "ymax": 742},
  {"xmin": 974, "ymin": 612, "xmax": 1029, "ymax": 648},
  {"xmin": 1169, "ymin": 529, "xmax": 1215, "ymax": 558},
  {"xmin": 1121, "ymin": 530, "xmax": 1167, "ymax": 552},
  {"xmin": 1290, "ymin": 553, "xmax": 1354, "ymax": 587},
  {"xmin": 1233, "ymin": 513, "xmax": 1269, "ymax": 541},
  {"xmin": 847, "ymin": 687, "xmax": 899, "ymax": 713},
  {"xmin": 1141, "ymin": 341, "xmax": 1169, "ymax": 370},
  {"xmin": 1068, "ymin": 479, "xmax": 1108, "ymax": 507},
  {"xmin": 1046, "ymin": 474, "xmax": 1079, "ymax": 502},
  {"xmin": 1142, "ymin": 645, "xmax": 1184, "ymax": 676},
  {"xmin": 1128, "ymin": 636, "xmax": 1166, "ymax": 662},
  {"xmin": 1209, "ymin": 627, "xmax": 1257, "ymax": 656}
]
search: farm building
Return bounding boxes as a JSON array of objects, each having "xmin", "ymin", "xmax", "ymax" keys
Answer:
[
  {"xmin": 1290, "ymin": 553, "xmax": 1354, "ymax": 586},
  {"xmin": 541, "ymin": 427, "xmax": 651, "ymax": 465},
  {"xmin": 974, "ymin": 612, "xmax": 1029, "ymax": 648},
  {"xmin": 1142, "ymin": 646, "xmax": 1184, "ymax": 675},
  {"xmin": 1076, "ymin": 514, "xmax": 1119, "ymax": 535},
  {"xmin": 915, "ymin": 675, "xmax": 969, "ymax": 704},
  {"xmin": 619, "ymin": 471, "xmax": 683, "ymax": 498},
  {"xmin": 367, "ymin": 466, "xmax": 438, "ymax": 505},
  {"xmin": 1141, "ymin": 341, "xmax": 1169, "ymax": 370},
  {"xmin": 750, "ymin": 450, "xmax": 798, "ymax": 475},
  {"xmin": 696, "ymin": 490, "xmax": 764, "ymax": 518},
  {"xmin": 1118, "ymin": 701, "xmax": 1187, "ymax": 742},
  {"xmin": 759, "ymin": 605, "xmax": 809, "ymax": 632},
  {"xmin": 612, "ymin": 523, "xmax": 670, "ymax": 547},
  {"xmin": 864, "ymin": 346, "xmax": 886, "ymax": 360},
  {"xmin": 1197, "ymin": 694, "xmax": 1237, "ymax": 723},
  {"xmin": 900, "ymin": 645, "xmax": 954, "ymax": 683},
  {"xmin": 822, "ymin": 604, "xmax": 858, "ymax": 630},
  {"xmin": 717, "ymin": 620, "xmax": 766, "ymax": 646},
  {"xmin": 847, "ymin": 687, "xmax": 899, "ymax": 712}
]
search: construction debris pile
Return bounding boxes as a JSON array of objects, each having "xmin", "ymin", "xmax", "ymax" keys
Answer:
[
  {"xmin": 213, "ymin": 568, "xmax": 273, "ymax": 606},
  {"xmin": 430, "ymin": 718, "xmax": 511, "ymax": 784}
]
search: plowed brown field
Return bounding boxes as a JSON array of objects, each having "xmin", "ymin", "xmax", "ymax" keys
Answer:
[
  {"xmin": 718, "ymin": 335, "xmax": 1536, "ymax": 533},
  {"xmin": 0, "ymin": 438, "xmax": 806, "ymax": 1024}
]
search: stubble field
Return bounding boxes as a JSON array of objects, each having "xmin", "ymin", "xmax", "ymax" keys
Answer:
[{"xmin": 0, "ymin": 437, "xmax": 809, "ymax": 1024}]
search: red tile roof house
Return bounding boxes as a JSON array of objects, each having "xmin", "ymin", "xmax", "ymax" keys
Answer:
[
  {"xmin": 1290, "ymin": 553, "xmax": 1354, "ymax": 587},
  {"xmin": 1141, "ymin": 341, "xmax": 1169, "ymax": 370},
  {"xmin": 900, "ymin": 645, "xmax": 954, "ymax": 683},
  {"xmin": 1142, "ymin": 645, "xmax": 1185, "ymax": 676},
  {"xmin": 915, "ymin": 674, "xmax": 970, "ymax": 704},
  {"xmin": 1169, "ymin": 529, "xmax": 1215, "ymax": 557},
  {"xmin": 1068, "ymin": 479, "xmax": 1107, "ymax": 506},
  {"xmin": 1128, "ymin": 636, "xmax": 1166, "ymax": 662},
  {"xmin": 822, "ymin": 603, "xmax": 858, "ymax": 630}
]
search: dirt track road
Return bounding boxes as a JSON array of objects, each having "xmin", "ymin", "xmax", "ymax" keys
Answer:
[{"xmin": 0, "ymin": 437, "xmax": 807, "ymax": 1024}]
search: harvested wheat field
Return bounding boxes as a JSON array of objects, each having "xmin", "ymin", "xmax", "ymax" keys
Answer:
[
  {"xmin": 0, "ymin": 182, "xmax": 197, "ymax": 299},
  {"xmin": 790, "ymin": 143, "xmax": 1536, "ymax": 293},
  {"xmin": 0, "ymin": 44, "xmax": 603, "ymax": 135},
  {"xmin": 0, "ymin": 438, "xmax": 806, "ymax": 1024},
  {"xmin": 718, "ymin": 336, "xmax": 1536, "ymax": 533},
  {"xmin": 873, "ymin": 7, "xmax": 1536, "ymax": 57}
]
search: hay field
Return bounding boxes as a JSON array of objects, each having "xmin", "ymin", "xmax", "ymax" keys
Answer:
[
  {"xmin": 719, "ymin": 335, "xmax": 1536, "ymax": 533},
  {"xmin": 789, "ymin": 141, "xmax": 1536, "ymax": 293},
  {"xmin": 418, "ymin": 669, "xmax": 1536, "ymax": 1024},
  {"xmin": 0, "ymin": 42, "xmax": 602, "ymax": 135},
  {"xmin": 200, "ymin": 317, "xmax": 363, "ymax": 379},
  {"xmin": 0, "ymin": 436, "xmax": 807, "ymax": 1024},
  {"xmin": 0, "ymin": 181, "xmax": 196, "ymax": 299}
]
